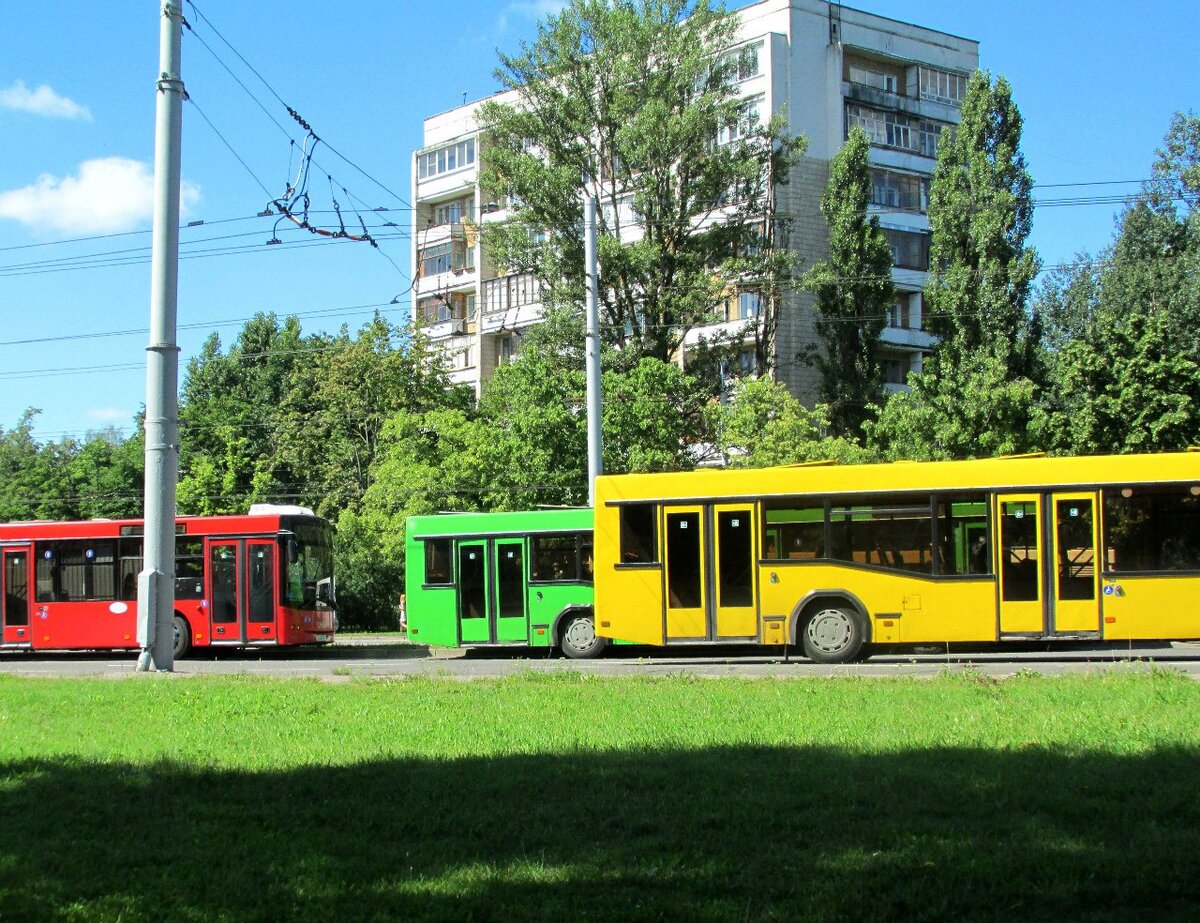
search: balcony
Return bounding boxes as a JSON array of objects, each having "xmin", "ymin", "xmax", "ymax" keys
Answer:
[{"xmin": 481, "ymin": 272, "xmax": 543, "ymax": 332}]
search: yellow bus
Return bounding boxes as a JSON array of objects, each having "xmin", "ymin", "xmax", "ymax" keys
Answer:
[{"xmin": 593, "ymin": 451, "xmax": 1200, "ymax": 662}]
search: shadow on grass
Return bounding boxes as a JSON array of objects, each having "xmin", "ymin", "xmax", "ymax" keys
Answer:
[{"xmin": 2, "ymin": 745, "xmax": 1198, "ymax": 921}]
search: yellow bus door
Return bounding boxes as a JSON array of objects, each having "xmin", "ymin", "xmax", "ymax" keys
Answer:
[
  {"xmin": 997, "ymin": 495, "xmax": 1044, "ymax": 634},
  {"xmin": 1049, "ymin": 493, "xmax": 1101, "ymax": 634},
  {"xmin": 663, "ymin": 506, "xmax": 707, "ymax": 640},
  {"xmin": 713, "ymin": 505, "xmax": 757, "ymax": 639}
]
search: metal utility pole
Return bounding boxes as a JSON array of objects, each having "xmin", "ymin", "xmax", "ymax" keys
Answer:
[
  {"xmin": 584, "ymin": 193, "xmax": 603, "ymax": 506},
  {"xmin": 136, "ymin": 0, "xmax": 185, "ymax": 672}
]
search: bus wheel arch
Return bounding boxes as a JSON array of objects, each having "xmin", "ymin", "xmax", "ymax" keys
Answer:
[
  {"xmin": 791, "ymin": 593, "xmax": 870, "ymax": 664},
  {"xmin": 172, "ymin": 611, "xmax": 192, "ymax": 660},
  {"xmin": 554, "ymin": 607, "xmax": 608, "ymax": 660}
]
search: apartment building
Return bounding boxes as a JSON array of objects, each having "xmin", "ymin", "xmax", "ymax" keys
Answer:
[{"xmin": 410, "ymin": 0, "xmax": 979, "ymax": 398}]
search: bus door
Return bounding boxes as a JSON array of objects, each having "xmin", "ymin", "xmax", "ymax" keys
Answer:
[
  {"xmin": 207, "ymin": 540, "xmax": 278, "ymax": 644},
  {"xmin": 713, "ymin": 505, "xmax": 757, "ymax": 639},
  {"xmin": 663, "ymin": 504, "xmax": 758, "ymax": 642},
  {"xmin": 1, "ymin": 546, "xmax": 31, "ymax": 646},
  {"xmin": 997, "ymin": 495, "xmax": 1044, "ymax": 634},
  {"xmin": 456, "ymin": 539, "xmax": 529, "ymax": 645},
  {"xmin": 1049, "ymin": 492, "xmax": 1100, "ymax": 634},
  {"xmin": 663, "ymin": 506, "xmax": 707, "ymax": 640}
]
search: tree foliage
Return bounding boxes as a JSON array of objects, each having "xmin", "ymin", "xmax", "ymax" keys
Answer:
[
  {"xmin": 803, "ymin": 128, "xmax": 894, "ymax": 438},
  {"xmin": 871, "ymin": 71, "xmax": 1042, "ymax": 459},
  {"xmin": 1038, "ymin": 112, "xmax": 1200, "ymax": 454},
  {"xmin": 477, "ymin": 0, "xmax": 804, "ymax": 381},
  {"xmin": 714, "ymin": 378, "xmax": 873, "ymax": 468}
]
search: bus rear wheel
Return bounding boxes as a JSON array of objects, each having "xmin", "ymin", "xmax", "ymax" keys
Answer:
[
  {"xmin": 172, "ymin": 614, "xmax": 191, "ymax": 660},
  {"xmin": 559, "ymin": 612, "xmax": 607, "ymax": 660},
  {"xmin": 801, "ymin": 605, "xmax": 864, "ymax": 664}
]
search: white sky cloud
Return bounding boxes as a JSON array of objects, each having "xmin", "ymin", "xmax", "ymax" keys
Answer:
[
  {"xmin": 87, "ymin": 408, "xmax": 133, "ymax": 423},
  {"xmin": 498, "ymin": 0, "xmax": 569, "ymax": 32},
  {"xmin": 0, "ymin": 157, "xmax": 201, "ymax": 235},
  {"xmin": 0, "ymin": 80, "xmax": 91, "ymax": 120}
]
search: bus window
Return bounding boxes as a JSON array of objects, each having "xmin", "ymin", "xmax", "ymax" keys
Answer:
[
  {"xmin": 762, "ymin": 499, "xmax": 825, "ymax": 560},
  {"xmin": 717, "ymin": 510, "xmax": 753, "ymax": 607},
  {"xmin": 424, "ymin": 539, "xmax": 453, "ymax": 585},
  {"xmin": 937, "ymin": 497, "xmax": 990, "ymax": 576},
  {"xmin": 1001, "ymin": 501, "xmax": 1039, "ymax": 602},
  {"xmin": 620, "ymin": 505, "xmax": 658, "ymax": 564},
  {"xmin": 35, "ymin": 540, "xmax": 117, "ymax": 602},
  {"xmin": 665, "ymin": 511, "xmax": 702, "ymax": 608},
  {"xmin": 532, "ymin": 535, "xmax": 576, "ymax": 581},
  {"xmin": 174, "ymin": 539, "xmax": 204, "ymax": 599},
  {"xmin": 830, "ymin": 495, "xmax": 933, "ymax": 574},
  {"xmin": 1104, "ymin": 485, "xmax": 1200, "ymax": 572}
]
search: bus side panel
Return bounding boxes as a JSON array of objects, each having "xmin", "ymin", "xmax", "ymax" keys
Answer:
[
  {"xmin": 1100, "ymin": 576, "xmax": 1200, "ymax": 641},
  {"xmin": 596, "ymin": 566, "xmax": 663, "ymax": 645},
  {"xmin": 406, "ymin": 586, "xmax": 460, "ymax": 648},
  {"xmin": 760, "ymin": 564, "xmax": 997, "ymax": 644},
  {"xmin": 35, "ymin": 602, "xmax": 138, "ymax": 651},
  {"xmin": 529, "ymin": 584, "xmax": 592, "ymax": 648}
]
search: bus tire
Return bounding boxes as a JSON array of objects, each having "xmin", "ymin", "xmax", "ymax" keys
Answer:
[
  {"xmin": 559, "ymin": 612, "xmax": 607, "ymax": 660},
  {"xmin": 172, "ymin": 613, "xmax": 191, "ymax": 660},
  {"xmin": 801, "ymin": 605, "xmax": 865, "ymax": 664}
]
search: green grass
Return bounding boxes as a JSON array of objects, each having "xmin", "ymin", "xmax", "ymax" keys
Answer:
[{"xmin": 1, "ymin": 671, "xmax": 1198, "ymax": 921}]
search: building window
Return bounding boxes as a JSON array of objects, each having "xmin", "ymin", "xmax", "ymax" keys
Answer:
[
  {"xmin": 847, "ymin": 62, "xmax": 900, "ymax": 95},
  {"xmin": 870, "ymin": 169, "xmax": 929, "ymax": 213},
  {"xmin": 418, "ymin": 241, "xmax": 474, "ymax": 278},
  {"xmin": 718, "ymin": 96, "xmax": 762, "ymax": 145},
  {"xmin": 847, "ymin": 105, "xmax": 950, "ymax": 158},
  {"xmin": 919, "ymin": 66, "xmax": 968, "ymax": 106},
  {"xmin": 418, "ymin": 292, "xmax": 472, "ymax": 324},
  {"xmin": 881, "ymin": 228, "xmax": 931, "ymax": 271},
  {"xmin": 882, "ymin": 355, "xmax": 909, "ymax": 386},
  {"xmin": 497, "ymin": 335, "xmax": 516, "ymax": 366},
  {"xmin": 417, "ymin": 138, "xmax": 476, "ymax": 180},
  {"xmin": 733, "ymin": 42, "xmax": 762, "ymax": 81},
  {"xmin": 430, "ymin": 197, "xmax": 474, "ymax": 228}
]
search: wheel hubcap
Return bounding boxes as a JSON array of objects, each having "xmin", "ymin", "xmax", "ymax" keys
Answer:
[
  {"xmin": 565, "ymin": 618, "xmax": 595, "ymax": 651},
  {"xmin": 807, "ymin": 609, "xmax": 852, "ymax": 655}
]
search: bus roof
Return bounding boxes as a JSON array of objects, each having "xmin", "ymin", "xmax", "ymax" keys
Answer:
[
  {"xmin": 0, "ymin": 511, "xmax": 331, "ymax": 541},
  {"xmin": 407, "ymin": 508, "xmax": 593, "ymax": 540},
  {"xmin": 595, "ymin": 452, "xmax": 1200, "ymax": 504}
]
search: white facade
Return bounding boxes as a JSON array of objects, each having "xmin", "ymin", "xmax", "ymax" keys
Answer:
[{"xmin": 410, "ymin": 0, "xmax": 979, "ymax": 396}]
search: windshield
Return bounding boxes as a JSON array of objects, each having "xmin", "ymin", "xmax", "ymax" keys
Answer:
[{"xmin": 282, "ymin": 520, "xmax": 335, "ymax": 611}]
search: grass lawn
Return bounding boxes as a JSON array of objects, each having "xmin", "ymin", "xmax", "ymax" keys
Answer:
[{"xmin": 1, "ymin": 670, "xmax": 1198, "ymax": 921}]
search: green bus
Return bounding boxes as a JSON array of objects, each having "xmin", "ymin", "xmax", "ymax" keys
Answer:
[{"xmin": 404, "ymin": 509, "xmax": 606, "ymax": 658}]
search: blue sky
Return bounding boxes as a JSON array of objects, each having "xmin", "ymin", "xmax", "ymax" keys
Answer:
[{"xmin": 1, "ymin": 0, "xmax": 1196, "ymax": 441}]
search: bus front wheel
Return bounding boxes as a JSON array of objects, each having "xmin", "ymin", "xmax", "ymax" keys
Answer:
[
  {"xmin": 801, "ymin": 605, "xmax": 865, "ymax": 664},
  {"xmin": 559, "ymin": 612, "xmax": 607, "ymax": 660},
  {"xmin": 172, "ymin": 614, "xmax": 191, "ymax": 660}
]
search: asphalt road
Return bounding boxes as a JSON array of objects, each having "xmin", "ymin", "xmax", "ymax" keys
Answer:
[{"xmin": 3, "ymin": 636, "xmax": 1200, "ymax": 679}]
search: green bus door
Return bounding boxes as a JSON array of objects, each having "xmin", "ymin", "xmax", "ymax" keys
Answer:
[{"xmin": 457, "ymin": 539, "xmax": 529, "ymax": 645}]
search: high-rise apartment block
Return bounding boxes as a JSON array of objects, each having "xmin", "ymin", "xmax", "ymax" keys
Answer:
[{"xmin": 411, "ymin": 0, "xmax": 979, "ymax": 398}]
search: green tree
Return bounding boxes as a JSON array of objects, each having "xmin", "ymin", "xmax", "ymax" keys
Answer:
[
  {"xmin": 870, "ymin": 71, "xmax": 1042, "ymax": 459},
  {"xmin": 1039, "ymin": 112, "xmax": 1200, "ymax": 454},
  {"xmin": 478, "ymin": 0, "xmax": 803, "ymax": 381},
  {"xmin": 63, "ymin": 427, "xmax": 144, "ymax": 520},
  {"xmin": 177, "ymin": 314, "xmax": 309, "ymax": 514},
  {"xmin": 274, "ymin": 315, "xmax": 462, "ymax": 518},
  {"xmin": 714, "ymin": 378, "xmax": 872, "ymax": 468},
  {"xmin": 803, "ymin": 128, "xmax": 894, "ymax": 438},
  {"xmin": 0, "ymin": 410, "xmax": 72, "ymax": 520}
]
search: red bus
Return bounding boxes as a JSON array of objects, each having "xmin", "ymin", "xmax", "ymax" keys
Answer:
[{"xmin": 0, "ymin": 505, "xmax": 336, "ymax": 657}]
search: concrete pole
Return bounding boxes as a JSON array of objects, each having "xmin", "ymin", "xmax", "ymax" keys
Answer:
[
  {"xmin": 584, "ymin": 194, "xmax": 603, "ymax": 506},
  {"xmin": 136, "ymin": 0, "xmax": 185, "ymax": 672}
]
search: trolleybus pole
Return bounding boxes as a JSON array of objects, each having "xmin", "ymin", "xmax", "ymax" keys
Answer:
[{"xmin": 136, "ymin": 0, "xmax": 185, "ymax": 672}]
